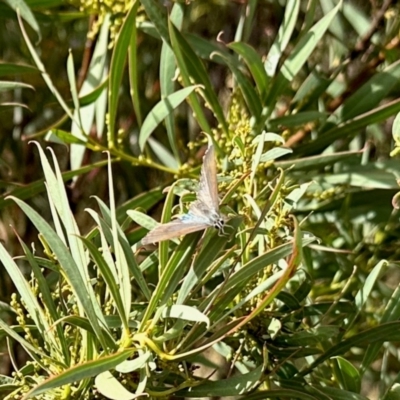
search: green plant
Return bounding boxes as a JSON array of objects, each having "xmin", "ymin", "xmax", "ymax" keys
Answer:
[
  {"xmin": 2, "ymin": 0, "xmax": 400, "ymax": 399},
  {"xmin": 0, "ymin": 141, "xmax": 308, "ymax": 399}
]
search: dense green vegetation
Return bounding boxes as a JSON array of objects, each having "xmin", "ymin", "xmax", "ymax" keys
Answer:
[{"xmin": 1, "ymin": 1, "xmax": 400, "ymax": 399}]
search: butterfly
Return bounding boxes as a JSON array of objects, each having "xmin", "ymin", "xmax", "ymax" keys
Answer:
[{"xmin": 141, "ymin": 144, "xmax": 226, "ymax": 245}]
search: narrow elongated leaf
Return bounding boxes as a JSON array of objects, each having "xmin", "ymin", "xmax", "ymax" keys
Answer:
[
  {"xmin": 0, "ymin": 243, "xmax": 54, "ymax": 346},
  {"xmin": 128, "ymin": 2, "xmax": 142, "ymax": 126},
  {"xmin": 79, "ymin": 233, "xmax": 128, "ymax": 329},
  {"xmin": 108, "ymin": 2, "xmax": 138, "ymax": 146},
  {"xmin": 70, "ymin": 14, "xmax": 110, "ymax": 170},
  {"xmin": 8, "ymin": 0, "xmax": 41, "ymax": 39},
  {"xmin": 276, "ymin": 150, "xmax": 362, "ymax": 171},
  {"xmin": 116, "ymin": 352, "xmax": 151, "ymax": 373},
  {"xmin": 228, "ymin": 42, "xmax": 270, "ymax": 102},
  {"xmin": 177, "ymin": 365, "xmax": 263, "ymax": 397},
  {"xmin": 333, "ymin": 356, "xmax": 361, "ymax": 393},
  {"xmin": 331, "ymin": 60, "xmax": 400, "ymax": 124},
  {"xmin": 215, "ymin": 51, "xmax": 262, "ymax": 120},
  {"xmin": 162, "ymin": 305, "xmax": 210, "ymax": 327},
  {"xmin": 8, "ymin": 197, "xmax": 113, "ymax": 351},
  {"xmin": 25, "ymin": 350, "xmax": 134, "ymax": 399},
  {"xmin": 265, "ymin": 0, "xmax": 300, "ymax": 77},
  {"xmin": 18, "ymin": 13, "xmax": 75, "ymax": 121},
  {"xmin": 140, "ymin": 0, "xmax": 170, "ymax": 45},
  {"xmin": 280, "ymin": 1, "xmax": 342, "ymax": 81},
  {"xmin": 95, "ymin": 371, "xmax": 140, "ymax": 400},
  {"xmin": 266, "ymin": 1, "xmax": 342, "ymax": 109},
  {"xmin": 0, "ymin": 159, "xmax": 109, "ymax": 210},
  {"xmin": 308, "ymin": 385, "xmax": 368, "ymax": 400},
  {"xmin": 295, "ymin": 97, "xmax": 400, "ymax": 156},
  {"xmin": 301, "ymin": 321, "xmax": 400, "ymax": 376},
  {"xmin": 0, "ymin": 81, "xmax": 34, "ymax": 91},
  {"xmin": 169, "ymin": 20, "xmax": 228, "ymax": 135},
  {"xmin": 0, "ymin": 63, "xmax": 37, "ymax": 76},
  {"xmin": 147, "ymin": 137, "xmax": 179, "ymax": 169},
  {"xmin": 92, "ymin": 197, "xmax": 152, "ymax": 300},
  {"xmin": 159, "ymin": 3, "xmax": 184, "ymax": 161},
  {"xmin": 139, "ymin": 85, "xmax": 198, "ymax": 150}
]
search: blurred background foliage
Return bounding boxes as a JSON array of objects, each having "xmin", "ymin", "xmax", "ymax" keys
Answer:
[{"xmin": 2, "ymin": 0, "xmax": 400, "ymax": 399}]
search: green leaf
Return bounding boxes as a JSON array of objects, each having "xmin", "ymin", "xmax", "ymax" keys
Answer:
[
  {"xmin": 93, "ymin": 197, "xmax": 152, "ymax": 301},
  {"xmin": 0, "ymin": 158, "xmax": 109, "ymax": 210},
  {"xmin": 300, "ymin": 321, "xmax": 400, "ymax": 376},
  {"xmin": 260, "ymin": 148, "xmax": 292, "ymax": 162},
  {"xmin": 308, "ymin": 385, "xmax": 368, "ymax": 400},
  {"xmin": 269, "ymin": 111, "xmax": 329, "ymax": 128},
  {"xmin": 107, "ymin": 153, "xmax": 132, "ymax": 324},
  {"xmin": 168, "ymin": 20, "xmax": 228, "ymax": 136},
  {"xmin": 45, "ymin": 129, "xmax": 87, "ymax": 145},
  {"xmin": 215, "ymin": 50, "xmax": 262, "ymax": 120},
  {"xmin": 162, "ymin": 305, "xmax": 210, "ymax": 327},
  {"xmin": 128, "ymin": 3, "xmax": 142, "ymax": 127},
  {"xmin": 0, "ymin": 318, "xmax": 50, "ymax": 365},
  {"xmin": 208, "ymin": 237, "xmax": 315, "ymax": 320},
  {"xmin": 159, "ymin": 3, "xmax": 184, "ymax": 161},
  {"xmin": 295, "ymin": 97, "xmax": 400, "ymax": 156},
  {"xmin": 147, "ymin": 138, "xmax": 179, "ymax": 169},
  {"xmin": 228, "ymin": 42, "xmax": 270, "ymax": 102},
  {"xmin": 265, "ymin": 0, "xmax": 300, "ymax": 77},
  {"xmin": 95, "ymin": 371, "xmax": 138, "ymax": 400},
  {"xmin": 25, "ymin": 350, "xmax": 134, "ymax": 399},
  {"xmin": 332, "ymin": 60, "xmax": 400, "ymax": 124},
  {"xmin": 79, "ymin": 234, "xmax": 129, "ymax": 330},
  {"xmin": 318, "ymin": 167, "xmax": 397, "ymax": 189},
  {"xmin": 6, "ymin": 0, "xmax": 41, "ymax": 40},
  {"xmin": 276, "ymin": 150, "xmax": 362, "ymax": 171},
  {"xmin": 384, "ymin": 382, "xmax": 400, "ymax": 400},
  {"xmin": 0, "ymin": 242, "xmax": 56, "ymax": 349},
  {"xmin": 10, "ymin": 196, "xmax": 115, "ymax": 351},
  {"xmin": 108, "ymin": 2, "xmax": 139, "ymax": 147},
  {"xmin": 18, "ymin": 13, "xmax": 74, "ymax": 122},
  {"xmin": 177, "ymin": 217, "xmax": 242, "ymax": 305},
  {"xmin": 332, "ymin": 356, "xmax": 361, "ymax": 393},
  {"xmin": 281, "ymin": 1, "xmax": 342, "ymax": 81},
  {"xmin": 177, "ymin": 365, "xmax": 264, "ymax": 397},
  {"xmin": 0, "ymin": 62, "xmax": 37, "ymax": 76},
  {"xmin": 186, "ymin": 33, "xmax": 236, "ymax": 64},
  {"xmin": 266, "ymin": 0, "xmax": 342, "ymax": 109},
  {"xmin": 392, "ymin": 112, "xmax": 400, "ymax": 145},
  {"xmin": 140, "ymin": 0, "xmax": 170, "ymax": 45},
  {"xmin": 250, "ymin": 131, "xmax": 265, "ymax": 187},
  {"xmin": 233, "ymin": 390, "xmax": 319, "ymax": 399},
  {"xmin": 70, "ymin": 15, "xmax": 110, "ymax": 170},
  {"xmin": 139, "ymin": 232, "xmax": 202, "ymax": 331},
  {"xmin": 116, "ymin": 352, "xmax": 151, "ymax": 373},
  {"xmin": 139, "ymin": 85, "xmax": 198, "ymax": 150},
  {"xmin": 117, "ymin": 187, "xmax": 164, "ymax": 224},
  {"xmin": 17, "ymin": 238, "xmax": 70, "ymax": 363},
  {"xmin": 0, "ymin": 81, "xmax": 34, "ymax": 91}
]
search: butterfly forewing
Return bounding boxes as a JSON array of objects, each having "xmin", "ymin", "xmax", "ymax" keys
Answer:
[
  {"xmin": 196, "ymin": 144, "xmax": 220, "ymax": 212},
  {"xmin": 141, "ymin": 219, "xmax": 210, "ymax": 245}
]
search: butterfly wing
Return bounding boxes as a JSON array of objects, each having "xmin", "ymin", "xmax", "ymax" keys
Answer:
[
  {"xmin": 142, "ymin": 218, "xmax": 210, "ymax": 245},
  {"xmin": 196, "ymin": 144, "xmax": 220, "ymax": 213},
  {"xmin": 143, "ymin": 144, "xmax": 224, "ymax": 245}
]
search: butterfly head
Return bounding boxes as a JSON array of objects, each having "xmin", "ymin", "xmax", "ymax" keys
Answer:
[
  {"xmin": 214, "ymin": 217, "xmax": 225, "ymax": 230},
  {"xmin": 212, "ymin": 213, "xmax": 230, "ymax": 236}
]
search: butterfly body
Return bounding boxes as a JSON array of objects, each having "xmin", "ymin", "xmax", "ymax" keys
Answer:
[
  {"xmin": 142, "ymin": 144, "xmax": 226, "ymax": 245},
  {"xmin": 181, "ymin": 201, "xmax": 225, "ymax": 229}
]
